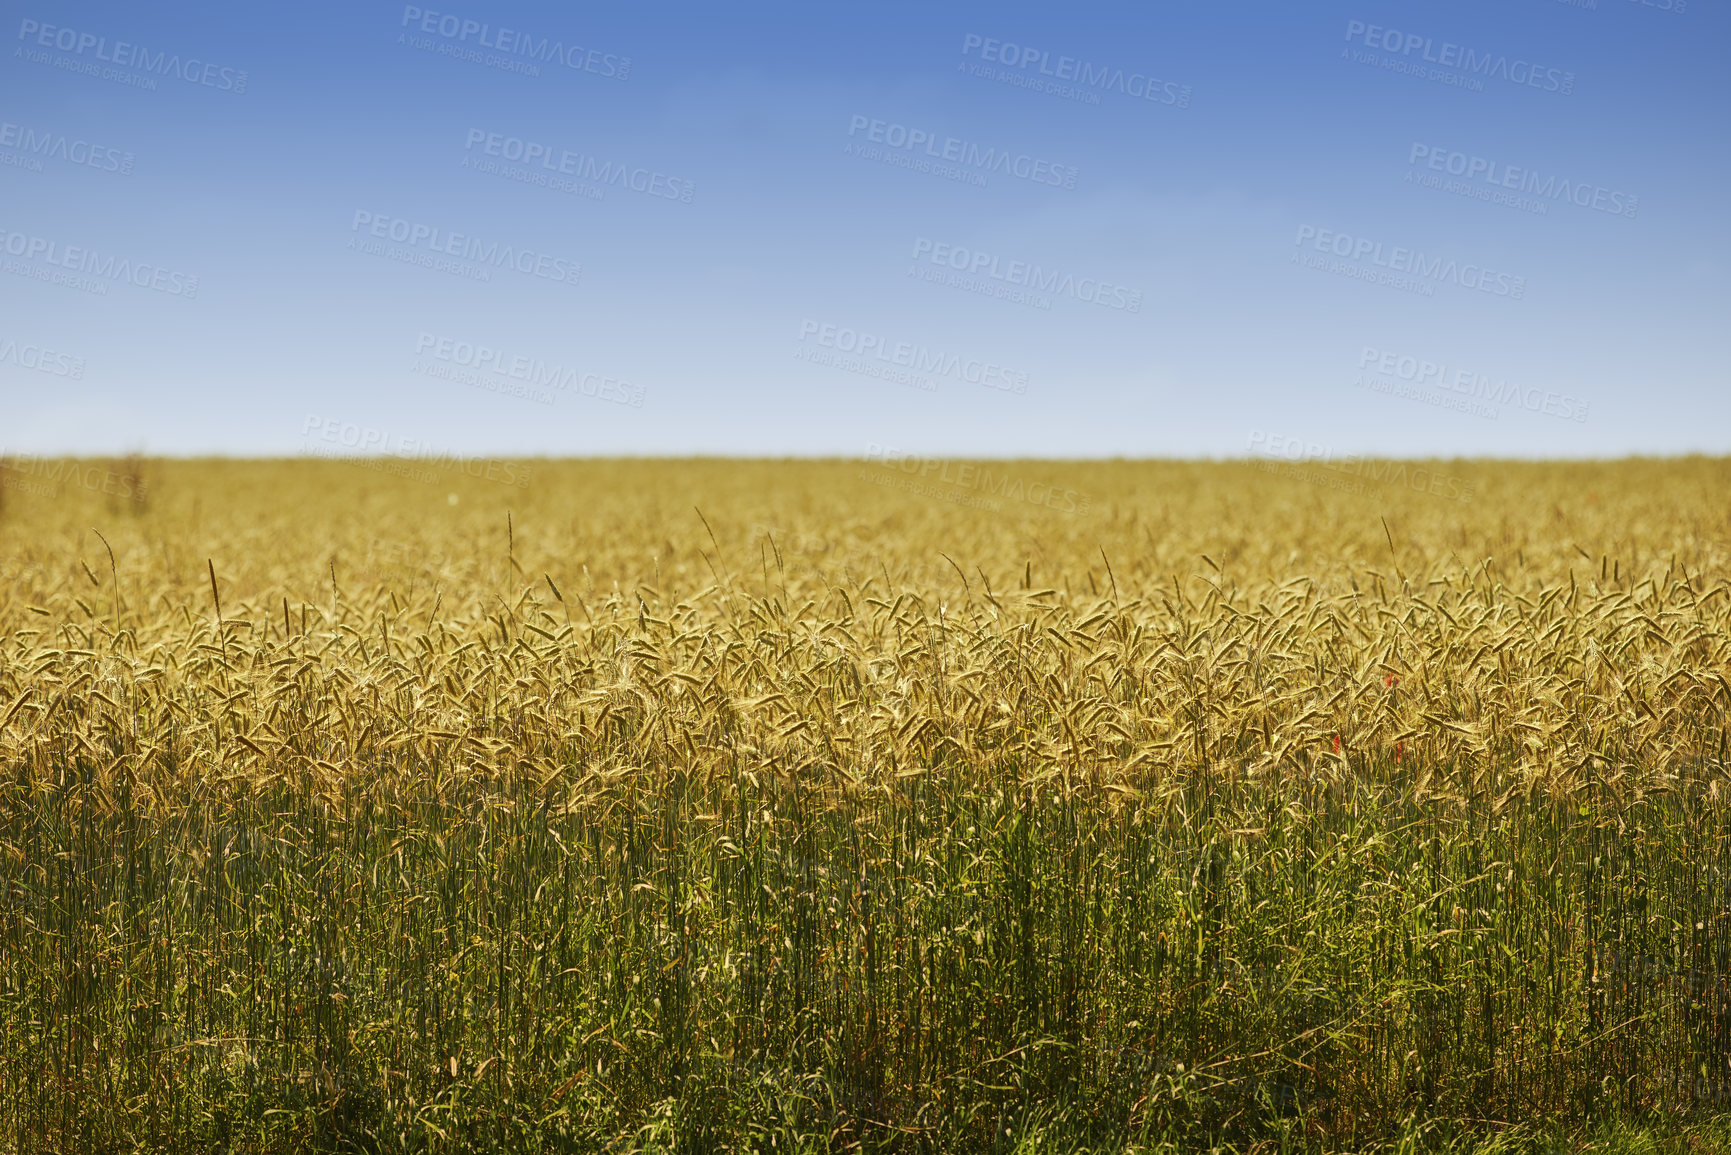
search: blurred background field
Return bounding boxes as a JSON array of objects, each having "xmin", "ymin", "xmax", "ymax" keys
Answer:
[{"xmin": 1, "ymin": 456, "xmax": 1728, "ymax": 1152}]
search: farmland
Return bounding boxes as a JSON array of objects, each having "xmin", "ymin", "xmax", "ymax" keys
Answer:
[{"xmin": 1, "ymin": 456, "xmax": 1728, "ymax": 1152}]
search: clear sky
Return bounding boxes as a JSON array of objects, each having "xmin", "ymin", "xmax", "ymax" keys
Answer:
[{"xmin": 1, "ymin": 0, "xmax": 1724, "ymax": 458}]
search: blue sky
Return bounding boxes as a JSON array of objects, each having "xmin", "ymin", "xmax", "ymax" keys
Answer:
[{"xmin": 1, "ymin": 0, "xmax": 1724, "ymax": 457}]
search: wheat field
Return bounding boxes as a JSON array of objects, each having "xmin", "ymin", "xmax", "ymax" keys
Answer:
[{"xmin": 1, "ymin": 456, "xmax": 1728, "ymax": 1153}]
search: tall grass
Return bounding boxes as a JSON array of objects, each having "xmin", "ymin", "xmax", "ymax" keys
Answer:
[{"xmin": 0, "ymin": 458, "xmax": 1728, "ymax": 1152}]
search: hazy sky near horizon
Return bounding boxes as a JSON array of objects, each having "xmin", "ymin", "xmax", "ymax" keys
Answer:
[{"xmin": 1, "ymin": 0, "xmax": 1725, "ymax": 459}]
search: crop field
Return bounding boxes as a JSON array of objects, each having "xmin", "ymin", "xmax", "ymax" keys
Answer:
[{"xmin": 1, "ymin": 456, "xmax": 1729, "ymax": 1154}]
